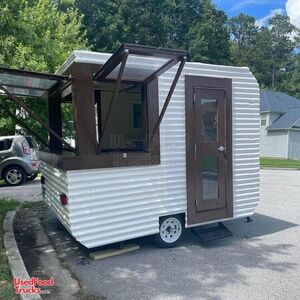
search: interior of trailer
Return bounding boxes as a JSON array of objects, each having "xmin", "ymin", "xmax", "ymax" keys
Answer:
[{"xmin": 0, "ymin": 44, "xmax": 187, "ymax": 170}]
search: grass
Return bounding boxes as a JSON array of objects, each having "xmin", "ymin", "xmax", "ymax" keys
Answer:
[
  {"xmin": 0, "ymin": 198, "xmax": 19, "ymax": 300},
  {"xmin": 260, "ymin": 157, "xmax": 300, "ymax": 169}
]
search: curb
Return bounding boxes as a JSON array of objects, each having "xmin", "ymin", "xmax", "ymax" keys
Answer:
[{"xmin": 3, "ymin": 210, "xmax": 42, "ymax": 300}]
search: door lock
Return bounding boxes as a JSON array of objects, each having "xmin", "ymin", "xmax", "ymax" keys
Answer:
[{"xmin": 217, "ymin": 145, "xmax": 226, "ymax": 152}]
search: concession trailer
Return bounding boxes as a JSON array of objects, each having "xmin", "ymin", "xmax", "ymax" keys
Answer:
[{"xmin": 0, "ymin": 44, "xmax": 260, "ymax": 248}]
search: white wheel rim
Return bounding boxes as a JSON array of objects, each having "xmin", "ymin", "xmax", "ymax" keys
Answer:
[
  {"xmin": 6, "ymin": 169, "xmax": 22, "ymax": 185},
  {"xmin": 160, "ymin": 217, "xmax": 182, "ymax": 243}
]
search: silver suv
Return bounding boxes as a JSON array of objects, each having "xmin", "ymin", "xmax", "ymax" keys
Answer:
[{"xmin": 0, "ymin": 135, "xmax": 39, "ymax": 186}]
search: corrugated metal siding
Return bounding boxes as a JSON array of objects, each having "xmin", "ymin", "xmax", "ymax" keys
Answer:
[
  {"xmin": 163, "ymin": 62, "xmax": 260, "ymax": 221},
  {"xmin": 44, "ymin": 54, "xmax": 260, "ymax": 248},
  {"xmin": 40, "ymin": 162, "xmax": 71, "ymax": 231}
]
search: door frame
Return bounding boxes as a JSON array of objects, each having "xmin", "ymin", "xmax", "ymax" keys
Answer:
[{"xmin": 185, "ymin": 75, "xmax": 233, "ymax": 225}]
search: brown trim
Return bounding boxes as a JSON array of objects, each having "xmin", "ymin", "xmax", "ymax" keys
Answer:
[
  {"xmin": 48, "ymin": 93, "xmax": 62, "ymax": 152},
  {"xmin": 40, "ymin": 77, "xmax": 161, "ymax": 171},
  {"xmin": 40, "ymin": 151, "xmax": 159, "ymax": 171},
  {"xmin": 98, "ymin": 50, "xmax": 129, "ymax": 152},
  {"xmin": 146, "ymin": 78, "xmax": 160, "ymax": 161},
  {"xmin": 70, "ymin": 63, "xmax": 98, "ymax": 156},
  {"xmin": 185, "ymin": 75, "xmax": 233, "ymax": 225},
  {"xmin": 122, "ymin": 43, "xmax": 187, "ymax": 58}
]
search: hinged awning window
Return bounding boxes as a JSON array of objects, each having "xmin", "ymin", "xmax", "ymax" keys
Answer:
[
  {"xmin": 0, "ymin": 67, "xmax": 74, "ymax": 152},
  {"xmin": 94, "ymin": 43, "xmax": 187, "ymax": 83},
  {"xmin": 0, "ymin": 67, "xmax": 68, "ymax": 98},
  {"xmin": 94, "ymin": 44, "xmax": 187, "ymax": 153}
]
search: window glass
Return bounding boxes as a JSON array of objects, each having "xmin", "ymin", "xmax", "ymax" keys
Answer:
[
  {"xmin": 107, "ymin": 55, "xmax": 170, "ymax": 82},
  {"xmin": 25, "ymin": 136, "xmax": 38, "ymax": 149},
  {"xmin": 202, "ymin": 156, "xmax": 219, "ymax": 200},
  {"xmin": 0, "ymin": 139, "xmax": 13, "ymax": 151},
  {"xmin": 200, "ymin": 99, "xmax": 217, "ymax": 141},
  {"xmin": 133, "ymin": 103, "xmax": 143, "ymax": 129},
  {"xmin": 261, "ymin": 115, "xmax": 266, "ymax": 126},
  {"xmin": 96, "ymin": 82, "xmax": 148, "ymax": 152}
]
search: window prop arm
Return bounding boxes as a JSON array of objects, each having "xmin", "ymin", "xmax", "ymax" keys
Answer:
[
  {"xmin": 97, "ymin": 50, "xmax": 129, "ymax": 153},
  {"xmin": 149, "ymin": 56, "xmax": 186, "ymax": 146}
]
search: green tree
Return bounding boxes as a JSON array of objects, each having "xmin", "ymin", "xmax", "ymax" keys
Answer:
[
  {"xmin": 0, "ymin": 0, "xmax": 87, "ymax": 142},
  {"xmin": 280, "ymin": 54, "xmax": 300, "ymax": 99},
  {"xmin": 248, "ymin": 27, "xmax": 274, "ymax": 87},
  {"xmin": 228, "ymin": 13, "xmax": 258, "ymax": 66},
  {"xmin": 187, "ymin": 0, "xmax": 230, "ymax": 64},
  {"xmin": 268, "ymin": 14, "xmax": 296, "ymax": 88},
  {"xmin": 75, "ymin": 0, "xmax": 231, "ymax": 64}
]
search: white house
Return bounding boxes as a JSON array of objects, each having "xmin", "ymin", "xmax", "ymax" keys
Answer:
[{"xmin": 260, "ymin": 90, "xmax": 300, "ymax": 159}]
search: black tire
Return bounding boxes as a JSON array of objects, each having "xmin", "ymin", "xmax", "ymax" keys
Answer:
[
  {"xmin": 154, "ymin": 215, "xmax": 184, "ymax": 248},
  {"xmin": 27, "ymin": 173, "xmax": 38, "ymax": 181},
  {"xmin": 3, "ymin": 166, "xmax": 26, "ymax": 186}
]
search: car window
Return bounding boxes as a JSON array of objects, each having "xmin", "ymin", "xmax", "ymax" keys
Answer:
[
  {"xmin": 0, "ymin": 139, "xmax": 13, "ymax": 151},
  {"xmin": 25, "ymin": 136, "xmax": 38, "ymax": 149}
]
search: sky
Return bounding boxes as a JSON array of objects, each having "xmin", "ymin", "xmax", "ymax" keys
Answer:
[{"xmin": 212, "ymin": 0, "xmax": 300, "ymax": 28}]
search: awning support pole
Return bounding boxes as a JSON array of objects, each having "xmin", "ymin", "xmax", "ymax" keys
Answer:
[
  {"xmin": 149, "ymin": 56, "xmax": 186, "ymax": 146},
  {"xmin": 97, "ymin": 50, "xmax": 129, "ymax": 153},
  {"xmin": 0, "ymin": 85, "xmax": 75, "ymax": 152}
]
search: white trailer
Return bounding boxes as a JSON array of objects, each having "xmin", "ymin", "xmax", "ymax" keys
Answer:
[{"xmin": 0, "ymin": 44, "xmax": 260, "ymax": 248}]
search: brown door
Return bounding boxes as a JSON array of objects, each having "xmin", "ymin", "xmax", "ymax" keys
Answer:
[{"xmin": 185, "ymin": 76, "xmax": 233, "ymax": 225}]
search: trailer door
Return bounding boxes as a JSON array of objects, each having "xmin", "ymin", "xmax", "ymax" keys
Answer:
[{"xmin": 185, "ymin": 76, "xmax": 233, "ymax": 225}]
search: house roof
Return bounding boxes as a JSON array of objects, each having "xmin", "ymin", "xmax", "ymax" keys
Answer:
[
  {"xmin": 268, "ymin": 108, "xmax": 300, "ymax": 130},
  {"xmin": 261, "ymin": 90, "xmax": 300, "ymax": 130},
  {"xmin": 260, "ymin": 90, "xmax": 300, "ymax": 113}
]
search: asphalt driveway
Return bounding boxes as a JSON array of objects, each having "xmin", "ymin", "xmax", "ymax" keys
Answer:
[
  {"xmin": 41, "ymin": 169, "xmax": 300, "ymax": 300},
  {"xmin": 0, "ymin": 179, "xmax": 41, "ymax": 202}
]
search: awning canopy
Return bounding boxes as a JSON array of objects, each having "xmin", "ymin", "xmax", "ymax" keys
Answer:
[
  {"xmin": 0, "ymin": 67, "xmax": 68, "ymax": 98},
  {"xmin": 93, "ymin": 43, "xmax": 187, "ymax": 83}
]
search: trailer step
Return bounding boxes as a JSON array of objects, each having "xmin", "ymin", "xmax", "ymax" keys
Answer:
[
  {"xmin": 89, "ymin": 243, "xmax": 140, "ymax": 260},
  {"xmin": 192, "ymin": 222, "xmax": 233, "ymax": 242}
]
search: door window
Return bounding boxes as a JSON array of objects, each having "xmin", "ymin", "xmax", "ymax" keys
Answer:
[
  {"xmin": 201, "ymin": 156, "xmax": 219, "ymax": 200},
  {"xmin": 200, "ymin": 99, "xmax": 218, "ymax": 141}
]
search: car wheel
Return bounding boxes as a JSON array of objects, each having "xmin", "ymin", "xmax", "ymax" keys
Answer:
[
  {"xmin": 4, "ymin": 166, "xmax": 26, "ymax": 186},
  {"xmin": 27, "ymin": 173, "xmax": 38, "ymax": 181},
  {"xmin": 154, "ymin": 215, "xmax": 184, "ymax": 248}
]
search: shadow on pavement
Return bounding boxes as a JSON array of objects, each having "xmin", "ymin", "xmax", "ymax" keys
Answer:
[{"xmin": 38, "ymin": 208, "xmax": 298, "ymax": 300}]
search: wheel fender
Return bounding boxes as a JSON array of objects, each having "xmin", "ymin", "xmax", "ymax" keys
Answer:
[{"xmin": 0, "ymin": 158, "xmax": 31, "ymax": 177}]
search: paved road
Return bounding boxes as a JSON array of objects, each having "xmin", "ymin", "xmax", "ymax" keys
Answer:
[
  {"xmin": 0, "ymin": 180, "xmax": 41, "ymax": 202},
  {"xmin": 42, "ymin": 169, "xmax": 300, "ymax": 300}
]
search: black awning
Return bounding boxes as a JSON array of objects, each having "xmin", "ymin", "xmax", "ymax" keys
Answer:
[
  {"xmin": 93, "ymin": 43, "xmax": 187, "ymax": 83},
  {"xmin": 0, "ymin": 67, "xmax": 68, "ymax": 98}
]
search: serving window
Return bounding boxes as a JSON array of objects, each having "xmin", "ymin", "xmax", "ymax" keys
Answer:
[
  {"xmin": 88, "ymin": 44, "xmax": 186, "ymax": 169},
  {"xmin": 0, "ymin": 43, "xmax": 187, "ymax": 171},
  {"xmin": 95, "ymin": 82, "xmax": 148, "ymax": 152}
]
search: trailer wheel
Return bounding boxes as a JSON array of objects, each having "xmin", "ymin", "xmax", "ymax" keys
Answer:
[{"xmin": 154, "ymin": 215, "xmax": 184, "ymax": 248}]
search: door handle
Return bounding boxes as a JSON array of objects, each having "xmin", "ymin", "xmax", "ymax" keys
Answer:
[{"xmin": 217, "ymin": 145, "xmax": 226, "ymax": 152}]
